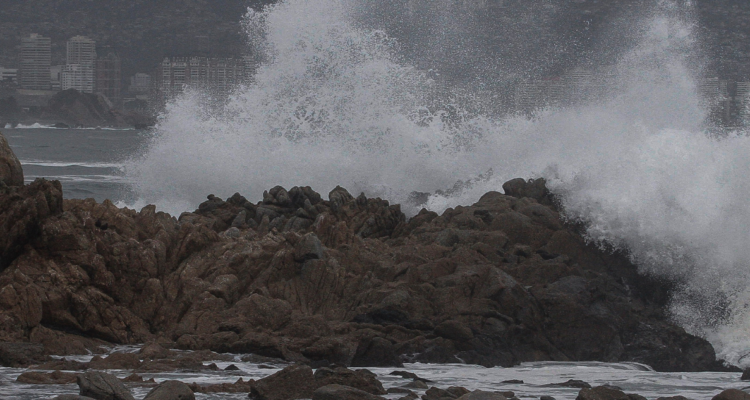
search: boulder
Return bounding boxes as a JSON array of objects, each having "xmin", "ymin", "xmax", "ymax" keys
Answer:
[
  {"xmin": 250, "ymin": 364, "xmax": 317, "ymax": 400},
  {"xmin": 77, "ymin": 371, "xmax": 135, "ymax": 400},
  {"xmin": 712, "ymin": 389, "xmax": 750, "ymax": 400},
  {"xmin": 0, "ymin": 342, "xmax": 45, "ymax": 367},
  {"xmin": 0, "ymin": 130, "xmax": 23, "ymax": 186},
  {"xmin": 54, "ymin": 396, "xmax": 98, "ymax": 400},
  {"xmin": 312, "ymin": 384, "xmax": 386, "ymax": 400},
  {"xmin": 143, "ymin": 380, "xmax": 195, "ymax": 400},
  {"xmin": 434, "ymin": 320, "xmax": 474, "ymax": 342},
  {"xmin": 742, "ymin": 368, "xmax": 750, "ymax": 381},
  {"xmin": 313, "ymin": 367, "xmax": 387, "ymax": 394},
  {"xmin": 351, "ymin": 337, "xmax": 404, "ymax": 368}
]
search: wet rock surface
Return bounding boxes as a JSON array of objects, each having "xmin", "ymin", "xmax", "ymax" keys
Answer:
[{"xmin": 0, "ymin": 169, "xmax": 729, "ymax": 373}]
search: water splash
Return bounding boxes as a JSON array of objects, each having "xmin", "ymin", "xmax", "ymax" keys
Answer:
[{"xmin": 127, "ymin": 0, "xmax": 750, "ymax": 366}]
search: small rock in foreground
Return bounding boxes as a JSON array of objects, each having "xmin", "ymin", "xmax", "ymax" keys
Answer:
[{"xmin": 143, "ymin": 380, "xmax": 195, "ymax": 400}]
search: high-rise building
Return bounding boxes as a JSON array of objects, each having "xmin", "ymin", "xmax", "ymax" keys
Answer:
[
  {"xmin": 154, "ymin": 56, "xmax": 247, "ymax": 103},
  {"xmin": 62, "ymin": 36, "xmax": 96, "ymax": 92},
  {"xmin": 19, "ymin": 34, "xmax": 51, "ymax": 90},
  {"xmin": 129, "ymin": 73, "xmax": 152, "ymax": 94},
  {"xmin": 95, "ymin": 51, "xmax": 121, "ymax": 106}
]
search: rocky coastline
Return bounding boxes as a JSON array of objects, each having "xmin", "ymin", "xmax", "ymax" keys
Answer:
[{"xmin": 0, "ymin": 130, "xmax": 745, "ymax": 400}]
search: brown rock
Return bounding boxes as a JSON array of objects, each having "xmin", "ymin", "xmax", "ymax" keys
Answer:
[
  {"xmin": 77, "ymin": 371, "xmax": 135, "ymax": 400},
  {"xmin": 143, "ymin": 380, "xmax": 195, "ymax": 400},
  {"xmin": 0, "ymin": 130, "xmax": 23, "ymax": 186},
  {"xmin": 314, "ymin": 367, "xmax": 387, "ymax": 395},
  {"xmin": 17, "ymin": 370, "xmax": 78, "ymax": 384},
  {"xmin": 712, "ymin": 389, "xmax": 750, "ymax": 400},
  {"xmin": 577, "ymin": 387, "xmax": 631, "ymax": 400},
  {"xmin": 251, "ymin": 364, "xmax": 317, "ymax": 400}
]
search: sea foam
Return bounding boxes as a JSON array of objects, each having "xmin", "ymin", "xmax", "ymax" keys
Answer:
[{"xmin": 127, "ymin": 0, "xmax": 750, "ymax": 366}]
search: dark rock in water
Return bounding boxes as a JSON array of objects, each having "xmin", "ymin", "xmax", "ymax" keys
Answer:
[
  {"xmin": 552, "ymin": 380, "xmax": 592, "ymax": 389},
  {"xmin": 388, "ymin": 371, "xmax": 432, "ymax": 382},
  {"xmin": 423, "ymin": 387, "xmax": 457, "ymax": 400},
  {"xmin": 0, "ymin": 342, "xmax": 46, "ymax": 367},
  {"xmin": 0, "ymin": 130, "xmax": 23, "ymax": 186},
  {"xmin": 712, "ymin": 390, "xmax": 750, "ymax": 400},
  {"xmin": 16, "ymin": 370, "xmax": 78, "ymax": 384},
  {"xmin": 351, "ymin": 337, "xmax": 403, "ymax": 368},
  {"xmin": 313, "ymin": 367, "xmax": 386, "ymax": 395},
  {"xmin": 53, "ymin": 122, "xmax": 70, "ymax": 128},
  {"xmin": 503, "ymin": 380, "xmax": 524, "ymax": 384},
  {"xmin": 656, "ymin": 397, "xmax": 692, "ymax": 400},
  {"xmin": 251, "ymin": 364, "xmax": 317, "ymax": 400},
  {"xmin": 312, "ymin": 384, "xmax": 386, "ymax": 400},
  {"xmin": 401, "ymin": 380, "xmax": 428, "ymax": 389},
  {"xmin": 225, "ymin": 364, "xmax": 241, "ymax": 371},
  {"xmin": 143, "ymin": 380, "xmax": 195, "ymax": 400},
  {"xmin": 576, "ymin": 386, "xmax": 644, "ymax": 400},
  {"xmin": 54, "ymin": 396, "xmax": 98, "ymax": 400},
  {"xmin": 77, "ymin": 371, "xmax": 135, "ymax": 400},
  {"xmin": 387, "ymin": 388, "xmax": 416, "ymax": 394},
  {"xmin": 540, "ymin": 397, "xmax": 556, "ymax": 400},
  {"xmin": 742, "ymin": 368, "xmax": 750, "ymax": 380}
]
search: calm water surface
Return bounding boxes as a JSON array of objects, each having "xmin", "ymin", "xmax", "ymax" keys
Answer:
[{"xmin": 3, "ymin": 127, "xmax": 150, "ymax": 203}]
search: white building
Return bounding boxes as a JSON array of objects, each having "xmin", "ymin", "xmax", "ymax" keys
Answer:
[
  {"xmin": 62, "ymin": 64, "xmax": 95, "ymax": 93},
  {"xmin": 62, "ymin": 36, "xmax": 96, "ymax": 93}
]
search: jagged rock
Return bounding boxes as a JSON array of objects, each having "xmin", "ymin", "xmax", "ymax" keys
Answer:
[
  {"xmin": 0, "ymin": 178, "xmax": 728, "ymax": 372},
  {"xmin": 312, "ymin": 384, "xmax": 386, "ymax": 400},
  {"xmin": 77, "ymin": 371, "xmax": 135, "ymax": 400},
  {"xmin": 0, "ymin": 130, "xmax": 23, "ymax": 186},
  {"xmin": 143, "ymin": 380, "xmax": 195, "ymax": 400}
]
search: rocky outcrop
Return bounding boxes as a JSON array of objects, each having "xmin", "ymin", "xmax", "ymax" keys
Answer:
[
  {"xmin": 143, "ymin": 380, "xmax": 195, "ymax": 400},
  {"xmin": 0, "ymin": 174, "xmax": 728, "ymax": 371},
  {"xmin": 0, "ymin": 130, "xmax": 22, "ymax": 187}
]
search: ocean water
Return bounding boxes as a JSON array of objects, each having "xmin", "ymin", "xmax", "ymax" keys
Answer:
[
  {"xmin": 2, "ymin": 127, "xmax": 150, "ymax": 203},
  {"xmin": 0, "ymin": 346, "xmax": 747, "ymax": 400}
]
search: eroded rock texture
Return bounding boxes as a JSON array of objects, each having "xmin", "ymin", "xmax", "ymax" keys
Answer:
[{"xmin": 0, "ymin": 173, "xmax": 724, "ymax": 371}]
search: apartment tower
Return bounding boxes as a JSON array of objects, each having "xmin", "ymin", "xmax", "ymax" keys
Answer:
[{"xmin": 19, "ymin": 34, "xmax": 52, "ymax": 90}]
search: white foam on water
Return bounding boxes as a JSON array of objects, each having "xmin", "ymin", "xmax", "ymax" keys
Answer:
[{"xmin": 126, "ymin": 0, "xmax": 750, "ymax": 366}]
